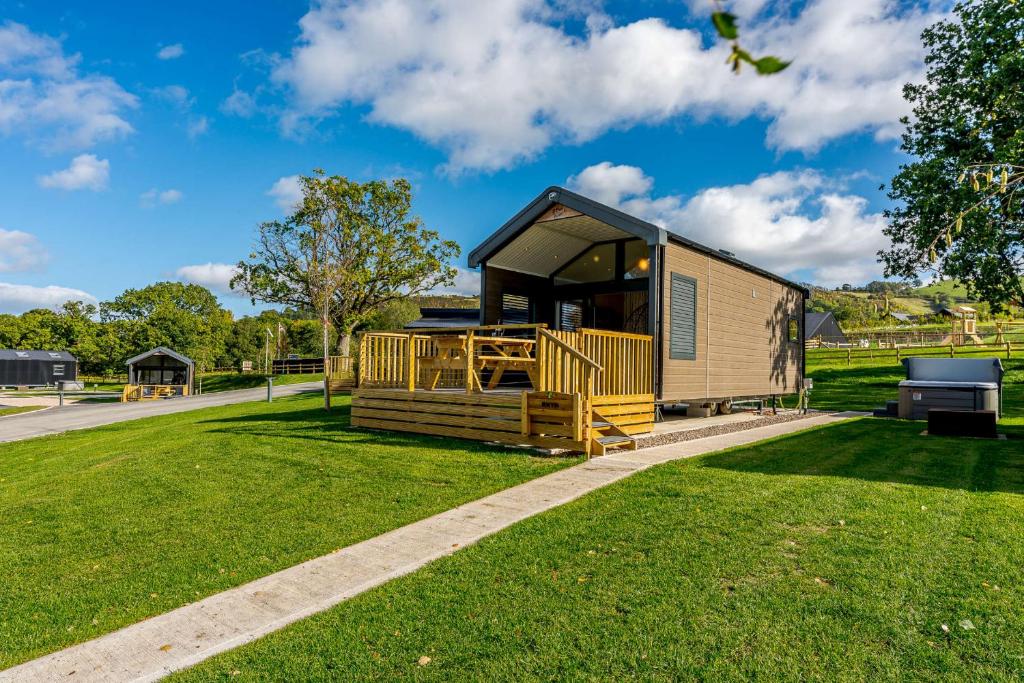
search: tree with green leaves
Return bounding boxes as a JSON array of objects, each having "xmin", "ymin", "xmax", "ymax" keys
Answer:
[
  {"xmin": 880, "ymin": 0, "xmax": 1024, "ymax": 310},
  {"xmin": 101, "ymin": 282, "xmax": 233, "ymax": 373},
  {"xmin": 233, "ymin": 172, "xmax": 460, "ymax": 357}
]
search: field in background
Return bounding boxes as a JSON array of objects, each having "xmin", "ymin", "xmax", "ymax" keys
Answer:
[
  {"xmin": 806, "ymin": 348, "xmax": 1023, "ymax": 415},
  {"xmin": 70, "ymin": 372, "xmax": 324, "ymax": 395}
]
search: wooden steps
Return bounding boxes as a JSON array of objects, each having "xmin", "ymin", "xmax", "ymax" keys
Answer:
[{"xmin": 588, "ymin": 407, "xmax": 638, "ymax": 456}]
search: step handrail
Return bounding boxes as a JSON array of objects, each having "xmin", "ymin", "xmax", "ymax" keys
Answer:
[{"xmin": 537, "ymin": 329, "xmax": 602, "ymax": 372}]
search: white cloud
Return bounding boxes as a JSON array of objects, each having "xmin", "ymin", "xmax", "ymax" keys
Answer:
[
  {"xmin": 567, "ymin": 162, "xmax": 652, "ymax": 206},
  {"xmin": 567, "ymin": 162, "xmax": 889, "ymax": 287},
  {"xmin": 157, "ymin": 43, "xmax": 185, "ymax": 60},
  {"xmin": 151, "ymin": 84, "xmax": 193, "ymax": 108},
  {"xmin": 174, "ymin": 262, "xmax": 239, "ymax": 296},
  {"xmin": 267, "ymin": 174, "xmax": 302, "ymax": 212},
  {"xmin": 0, "ymin": 228, "xmax": 47, "ymax": 273},
  {"xmin": 0, "ymin": 282, "xmax": 95, "ymax": 314},
  {"xmin": 186, "ymin": 115, "xmax": 209, "ymax": 139},
  {"xmin": 140, "ymin": 188, "xmax": 183, "ymax": 207},
  {"xmin": 0, "ymin": 21, "xmax": 137, "ymax": 150},
  {"xmin": 220, "ymin": 87, "xmax": 257, "ymax": 118},
  {"xmin": 429, "ymin": 266, "xmax": 481, "ymax": 297},
  {"xmin": 37, "ymin": 154, "xmax": 109, "ymax": 191},
  {"xmin": 270, "ymin": 0, "xmax": 940, "ymax": 171}
]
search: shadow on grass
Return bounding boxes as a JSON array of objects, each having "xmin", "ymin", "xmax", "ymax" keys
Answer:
[
  {"xmin": 699, "ymin": 418, "xmax": 1024, "ymax": 495},
  {"xmin": 198, "ymin": 404, "xmax": 564, "ymax": 459}
]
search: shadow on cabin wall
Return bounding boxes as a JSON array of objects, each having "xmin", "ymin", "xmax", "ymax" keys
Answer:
[{"xmin": 767, "ymin": 287, "xmax": 803, "ymax": 393}]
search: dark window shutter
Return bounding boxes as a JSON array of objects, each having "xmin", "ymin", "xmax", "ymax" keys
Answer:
[
  {"xmin": 670, "ymin": 273, "xmax": 697, "ymax": 360},
  {"xmin": 501, "ymin": 293, "xmax": 530, "ymax": 324},
  {"xmin": 559, "ymin": 301, "xmax": 583, "ymax": 331}
]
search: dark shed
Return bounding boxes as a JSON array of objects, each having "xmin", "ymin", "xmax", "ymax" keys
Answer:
[
  {"xmin": 0, "ymin": 349, "xmax": 78, "ymax": 388},
  {"xmin": 804, "ymin": 312, "xmax": 847, "ymax": 344}
]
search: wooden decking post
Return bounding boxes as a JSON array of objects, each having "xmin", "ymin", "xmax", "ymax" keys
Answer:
[
  {"xmin": 406, "ymin": 333, "xmax": 416, "ymax": 392},
  {"xmin": 465, "ymin": 329, "xmax": 475, "ymax": 394},
  {"xmin": 572, "ymin": 391, "xmax": 583, "ymax": 444},
  {"xmin": 521, "ymin": 391, "xmax": 530, "ymax": 437}
]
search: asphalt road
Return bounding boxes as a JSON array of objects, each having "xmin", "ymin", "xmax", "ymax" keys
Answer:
[{"xmin": 0, "ymin": 381, "xmax": 323, "ymax": 444}]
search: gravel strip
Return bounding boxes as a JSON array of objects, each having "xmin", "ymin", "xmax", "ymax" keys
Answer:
[{"xmin": 633, "ymin": 410, "xmax": 830, "ymax": 450}]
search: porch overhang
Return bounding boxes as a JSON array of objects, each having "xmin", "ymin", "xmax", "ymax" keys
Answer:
[{"xmin": 468, "ymin": 186, "xmax": 667, "ymax": 276}]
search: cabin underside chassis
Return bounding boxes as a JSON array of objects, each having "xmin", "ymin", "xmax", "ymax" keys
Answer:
[{"xmin": 658, "ymin": 392, "xmax": 802, "ymax": 417}]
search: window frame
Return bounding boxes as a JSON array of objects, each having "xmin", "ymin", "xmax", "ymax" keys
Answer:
[{"xmin": 787, "ymin": 317, "xmax": 800, "ymax": 344}]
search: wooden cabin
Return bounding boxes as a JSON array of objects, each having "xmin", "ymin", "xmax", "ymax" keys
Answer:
[
  {"xmin": 469, "ymin": 186, "xmax": 807, "ymax": 410},
  {"xmin": 351, "ymin": 186, "xmax": 807, "ymax": 457}
]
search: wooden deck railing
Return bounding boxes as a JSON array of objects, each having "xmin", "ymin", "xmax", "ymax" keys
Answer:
[{"xmin": 357, "ymin": 324, "xmax": 652, "ymax": 398}]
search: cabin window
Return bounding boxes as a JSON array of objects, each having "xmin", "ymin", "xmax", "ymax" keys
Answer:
[
  {"xmin": 623, "ymin": 240, "xmax": 650, "ymax": 280},
  {"xmin": 558, "ymin": 300, "xmax": 584, "ymax": 331},
  {"xmin": 788, "ymin": 317, "xmax": 799, "ymax": 343},
  {"xmin": 501, "ymin": 292, "xmax": 531, "ymax": 324},
  {"xmin": 669, "ymin": 273, "xmax": 697, "ymax": 360},
  {"xmin": 553, "ymin": 243, "xmax": 616, "ymax": 285}
]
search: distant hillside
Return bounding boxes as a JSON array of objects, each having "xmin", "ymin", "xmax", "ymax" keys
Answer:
[
  {"xmin": 911, "ymin": 279, "xmax": 972, "ymax": 301},
  {"xmin": 808, "ymin": 278, "xmax": 1023, "ymax": 330},
  {"xmin": 412, "ymin": 294, "xmax": 479, "ymax": 309}
]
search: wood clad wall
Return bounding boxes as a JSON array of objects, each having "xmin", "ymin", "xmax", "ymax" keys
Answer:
[
  {"xmin": 483, "ymin": 265, "xmax": 554, "ymax": 326},
  {"xmin": 660, "ymin": 243, "xmax": 804, "ymax": 401}
]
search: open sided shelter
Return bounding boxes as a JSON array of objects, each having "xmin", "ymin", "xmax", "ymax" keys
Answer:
[
  {"xmin": 125, "ymin": 347, "xmax": 194, "ymax": 398},
  {"xmin": 0, "ymin": 350, "xmax": 77, "ymax": 388},
  {"xmin": 468, "ymin": 186, "xmax": 807, "ymax": 405}
]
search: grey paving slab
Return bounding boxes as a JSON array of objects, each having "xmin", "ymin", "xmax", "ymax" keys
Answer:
[
  {"xmin": 0, "ymin": 382, "xmax": 323, "ymax": 443},
  {"xmin": 0, "ymin": 411, "xmax": 860, "ymax": 683}
]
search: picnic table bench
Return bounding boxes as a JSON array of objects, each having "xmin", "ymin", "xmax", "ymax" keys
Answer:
[{"xmin": 419, "ymin": 334, "xmax": 537, "ymax": 391}]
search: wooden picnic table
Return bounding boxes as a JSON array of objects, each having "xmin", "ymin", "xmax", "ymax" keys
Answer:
[{"xmin": 419, "ymin": 334, "xmax": 537, "ymax": 391}]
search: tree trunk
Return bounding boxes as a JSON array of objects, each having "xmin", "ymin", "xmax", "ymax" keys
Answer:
[
  {"xmin": 338, "ymin": 332, "xmax": 352, "ymax": 357},
  {"xmin": 322, "ymin": 314, "xmax": 331, "ymax": 411}
]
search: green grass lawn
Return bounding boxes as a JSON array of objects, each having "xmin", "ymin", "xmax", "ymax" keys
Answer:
[
  {"xmin": 172, "ymin": 416, "xmax": 1024, "ymax": 681},
  {"xmin": 197, "ymin": 372, "xmax": 323, "ymax": 393},
  {"xmin": 0, "ymin": 394, "xmax": 576, "ymax": 669},
  {"xmin": 0, "ymin": 405, "xmax": 45, "ymax": 418}
]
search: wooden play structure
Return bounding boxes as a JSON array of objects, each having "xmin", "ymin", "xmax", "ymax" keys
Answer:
[
  {"xmin": 351, "ymin": 324, "xmax": 654, "ymax": 456},
  {"xmin": 939, "ymin": 306, "xmax": 985, "ymax": 346},
  {"xmin": 121, "ymin": 347, "xmax": 194, "ymax": 402}
]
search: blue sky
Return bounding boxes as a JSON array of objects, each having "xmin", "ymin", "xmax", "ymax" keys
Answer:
[{"xmin": 0, "ymin": 0, "xmax": 945, "ymax": 315}]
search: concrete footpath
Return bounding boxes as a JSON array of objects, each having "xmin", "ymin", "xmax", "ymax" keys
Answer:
[
  {"xmin": 0, "ymin": 382, "xmax": 323, "ymax": 444},
  {"xmin": 0, "ymin": 411, "xmax": 862, "ymax": 682}
]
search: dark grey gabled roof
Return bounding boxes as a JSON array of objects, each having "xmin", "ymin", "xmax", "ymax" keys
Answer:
[
  {"xmin": 469, "ymin": 186, "xmax": 810, "ymax": 295},
  {"xmin": 804, "ymin": 312, "xmax": 832, "ymax": 338},
  {"xmin": 0, "ymin": 349, "xmax": 77, "ymax": 361},
  {"xmin": 125, "ymin": 346, "xmax": 194, "ymax": 367}
]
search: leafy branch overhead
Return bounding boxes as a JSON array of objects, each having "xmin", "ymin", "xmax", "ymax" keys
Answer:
[
  {"xmin": 711, "ymin": 5, "xmax": 790, "ymax": 75},
  {"xmin": 881, "ymin": 0, "xmax": 1024, "ymax": 311},
  {"xmin": 927, "ymin": 164, "xmax": 1024, "ymax": 264}
]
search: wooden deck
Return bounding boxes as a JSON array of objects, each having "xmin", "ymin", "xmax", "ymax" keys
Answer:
[{"xmin": 349, "ymin": 325, "xmax": 655, "ymax": 456}]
